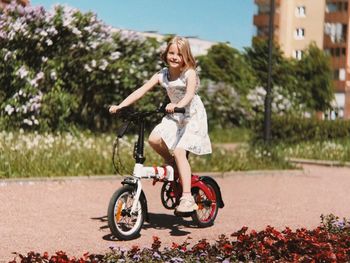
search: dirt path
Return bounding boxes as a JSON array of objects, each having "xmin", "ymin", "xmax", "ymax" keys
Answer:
[{"xmin": 1, "ymin": 164, "xmax": 350, "ymax": 261}]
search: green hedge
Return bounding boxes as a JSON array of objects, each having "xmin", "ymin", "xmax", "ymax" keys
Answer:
[{"xmin": 253, "ymin": 115, "xmax": 350, "ymax": 144}]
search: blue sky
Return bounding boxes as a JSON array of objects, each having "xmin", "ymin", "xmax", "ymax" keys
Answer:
[{"xmin": 30, "ymin": 0, "xmax": 256, "ymax": 50}]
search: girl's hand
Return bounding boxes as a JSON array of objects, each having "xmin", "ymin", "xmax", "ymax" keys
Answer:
[
  {"xmin": 165, "ymin": 103, "xmax": 177, "ymax": 113},
  {"xmin": 109, "ymin": 105, "xmax": 122, "ymax": 114}
]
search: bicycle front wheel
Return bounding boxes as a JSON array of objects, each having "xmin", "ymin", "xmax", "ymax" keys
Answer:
[{"xmin": 107, "ymin": 185, "xmax": 144, "ymax": 240}]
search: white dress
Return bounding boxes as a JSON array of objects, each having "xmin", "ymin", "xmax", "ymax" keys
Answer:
[{"xmin": 152, "ymin": 67, "xmax": 212, "ymax": 155}]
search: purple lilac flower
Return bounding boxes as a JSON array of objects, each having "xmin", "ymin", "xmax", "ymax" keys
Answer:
[
  {"xmin": 153, "ymin": 251, "xmax": 161, "ymax": 260},
  {"xmin": 170, "ymin": 257, "xmax": 184, "ymax": 263},
  {"xmin": 132, "ymin": 254, "xmax": 141, "ymax": 261},
  {"xmin": 334, "ymin": 220, "xmax": 345, "ymax": 229}
]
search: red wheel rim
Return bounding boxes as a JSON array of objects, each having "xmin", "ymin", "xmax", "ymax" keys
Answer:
[{"xmin": 195, "ymin": 185, "xmax": 217, "ymax": 223}]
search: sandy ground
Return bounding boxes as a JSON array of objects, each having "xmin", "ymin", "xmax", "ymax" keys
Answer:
[{"xmin": 1, "ymin": 164, "xmax": 350, "ymax": 261}]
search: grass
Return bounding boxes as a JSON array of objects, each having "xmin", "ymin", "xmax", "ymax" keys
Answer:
[
  {"xmin": 0, "ymin": 131, "xmax": 114, "ymax": 178},
  {"xmin": 278, "ymin": 139, "xmax": 350, "ymax": 163},
  {"xmin": 209, "ymin": 126, "xmax": 251, "ymax": 143},
  {"xmin": 6, "ymin": 127, "xmax": 349, "ymax": 179},
  {"xmin": 0, "ymin": 130, "xmax": 292, "ymax": 179}
]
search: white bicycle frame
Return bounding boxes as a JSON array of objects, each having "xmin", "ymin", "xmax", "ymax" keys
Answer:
[{"xmin": 129, "ymin": 164, "xmax": 174, "ymax": 214}]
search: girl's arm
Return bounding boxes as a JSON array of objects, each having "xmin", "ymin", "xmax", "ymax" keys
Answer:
[
  {"xmin": 109, "ymin": 73, "xmax": 159, "ymax": 113},
  {"xmin": 166, "ymin": 69, "xmax": 197, "ymax": 112}
]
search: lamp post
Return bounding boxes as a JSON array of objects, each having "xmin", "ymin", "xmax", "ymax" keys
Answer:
[{"xmin": 264, "ymin": 0, "xmax": 275, "ymax": 143}]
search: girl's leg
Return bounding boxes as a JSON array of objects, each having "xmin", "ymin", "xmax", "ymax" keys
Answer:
[
  {"xmin": 173, "ymin": 148, "xmax": 191, "ymax": 193},
  {"xmin": 148, "ymin": 131, "xmax": 174, "ymax": 165},
  {"xmin": 173, "ymin": 147, "xmax": 198, "ymax": 213}
]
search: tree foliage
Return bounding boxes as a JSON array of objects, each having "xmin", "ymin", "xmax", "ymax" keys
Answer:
[
  {"xmin": 296, "ymin": 42, "xmax": 334, "ymax": 112},
  {"xmin": 198, "ymin": 43, "xmax": 256, "ymax": 95},
  {"xmin": 244, "ymin": 38, "xmax": 297, "ymax": 93}
]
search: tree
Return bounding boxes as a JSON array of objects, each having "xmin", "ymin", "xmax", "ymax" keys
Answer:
[
  {"xmin": 296, "ymin": 42, "xmax": 334, "ymax": 112},
  {"xmin": 244, "ymin": 38, "xmax": 305, "ymax": 115},
  {"xmin": 197, "ymin": 43, "xmax": 256, "ymax": 95},
  {"xmin": 244, "ymin": 38, "xmax": 296, "ymax": 91}
]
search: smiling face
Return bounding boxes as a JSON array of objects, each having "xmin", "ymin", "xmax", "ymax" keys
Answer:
[
  {"xmin": 166, "ymin": 43, "xmax": 184, "ymax": 70},
  {"xmin": 161, "ymin": 36, "xmax": 196, "ymax": 71}
]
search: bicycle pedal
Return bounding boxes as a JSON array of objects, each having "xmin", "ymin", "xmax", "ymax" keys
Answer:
[{"xmin": 174, "ymin": 210, "xmax": 194, "ymax": 218}]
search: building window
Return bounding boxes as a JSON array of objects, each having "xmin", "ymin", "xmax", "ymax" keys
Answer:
[
  {"xmin": 257, "ymin": 26, "xmax": 269, "ymax": 37},
  {"xmin": 294, "ymin": 28, "xmax": 305, "ymax": 39},
  {"xmin": 295, "ymin": 6, "xmax": 306, "ymax": 17},
  {"xmin": 324, "ymin": 23, "xmax": 347, "ymax": 43},
  {"xmin": 257, "ymin": 3, "xmax": 270, "ymax": 14},
  {"xmin": 339, "ymin": 68, "xmax": 346, "ymax": 81},
  {"xmin": 329, "ymin": 47, "xmax": 347, "ymax": 57},
  {"xmin": 326, "ymin": 1, "xmax": 348, "ymax": 12},
  {"xmin": 333, "ymin": 68, "xmax": 347, "ymax": 80},
  {"xmin": 293, "ymin": 50, "xmax": 303, "ymax": 60},
  {"xmin": 334, "ymin": 70, "xmax": 339, "ymax": 80}
]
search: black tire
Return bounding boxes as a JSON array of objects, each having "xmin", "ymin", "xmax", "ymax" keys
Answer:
[
  {"xmin": 107, "ymin": 185, "xmax": 145, "ymax": 240},
  {"xmin": 191, "ymin": 180, "xmax": 219, "ymax": 228},
  {"xmin": 160, "ymin": 181, "xmax": 177, "ymax": 209}
]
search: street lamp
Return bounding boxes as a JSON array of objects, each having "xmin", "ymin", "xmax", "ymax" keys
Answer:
[{"xmin": 264, "ymin": 0, "xmax": 275, "ymax": 143}]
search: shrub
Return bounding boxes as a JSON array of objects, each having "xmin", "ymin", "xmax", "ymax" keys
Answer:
[
  {"xmin": 0, "ymin": 2, "xmax": 163, "ymax": 132},
  {"xmin": 252, "ymin": 115, "xmax": 350, "ymax": 144},
  {"xmin": 200, "ymin": 81, "xmax": 254, "ymax": 128}
]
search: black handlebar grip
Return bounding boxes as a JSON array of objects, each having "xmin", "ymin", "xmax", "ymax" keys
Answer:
[{"xmin": 174, "ymin": 107, "xmax": 185, "ymax": 113}]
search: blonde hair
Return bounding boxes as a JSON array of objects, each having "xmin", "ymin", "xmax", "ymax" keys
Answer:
[{"xmin": 161, "ymin": 36, "xmax": 196, "ymax": 70}]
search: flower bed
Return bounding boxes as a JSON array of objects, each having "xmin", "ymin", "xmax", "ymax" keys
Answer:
[{"xmin": 9, "ymin": 214, "xmax": 350, "ymax": 262}]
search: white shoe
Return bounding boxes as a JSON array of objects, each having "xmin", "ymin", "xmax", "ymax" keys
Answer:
[{"xmin": 176, "ymin": 196, "xmax": 198, "ymax": 213}]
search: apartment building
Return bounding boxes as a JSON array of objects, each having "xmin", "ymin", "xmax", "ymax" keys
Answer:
[{"xmin": 254, "ymin": 0, "xmax": 350, "ymax": 119}]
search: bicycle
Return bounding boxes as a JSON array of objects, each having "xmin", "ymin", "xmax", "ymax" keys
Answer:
[{"xmin": 107, "ymin": 105, "xmax": 224, "ymax": 240}]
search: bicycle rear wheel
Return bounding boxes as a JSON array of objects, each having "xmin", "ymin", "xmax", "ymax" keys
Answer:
[
  {"xmin": 107, "ymin": 185, "xmax": 144, "ymax": 240},
  {"xmin": 191, "ymin": 181, "xmax": 219, "ymax": 227}
]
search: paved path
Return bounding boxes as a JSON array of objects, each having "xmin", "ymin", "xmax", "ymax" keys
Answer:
[{"xmin": 1, "ymin": 164, "xmax": 350, "ymax": 261}]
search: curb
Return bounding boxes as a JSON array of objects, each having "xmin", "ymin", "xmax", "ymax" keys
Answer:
[
  {"xmin": 0, "ymin": 169, "xmax": 303, "ymax": 185},
  {"xmin": 288, "ymin": 158, "xmax": 350, "ymax": 168},
  {"xmin": 197, "ymin": 169, "xmax": 303, "ymax": 178},
  {"xmin": 0, "ymin": 174, "xmax": 123, "ymax": 185}
]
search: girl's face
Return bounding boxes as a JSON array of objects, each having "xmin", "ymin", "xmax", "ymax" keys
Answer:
[{"xmin": 166, "ymin": 43, "xmax": 184, "ymax": 69}]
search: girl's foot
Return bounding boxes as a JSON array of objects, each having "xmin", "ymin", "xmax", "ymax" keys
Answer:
[{"xmin": 176, "ymin": 195, "xmax": 198, "ymax": 213}]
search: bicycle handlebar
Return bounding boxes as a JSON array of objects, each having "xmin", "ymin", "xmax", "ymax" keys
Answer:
[
  {"xmin": 113, "ymin": 106, "xmax": 185, "ymax": 120},
  {"xmin": 171, "ymin": 107, "xmax": 186, "ymax": 114},
  {"xmin": 113, "ymin": 105, "xmax": 185, "ymax": 138}
]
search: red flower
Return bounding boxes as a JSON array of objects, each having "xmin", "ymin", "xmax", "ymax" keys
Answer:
[{"xmin": 172, "ymin": 242, "xmax": 179, "ymax": 249}]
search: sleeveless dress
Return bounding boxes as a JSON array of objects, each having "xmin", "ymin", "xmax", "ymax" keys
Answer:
[{"xmin": 151, "ymin": 67, "xmax": 212, "ymax": 155}]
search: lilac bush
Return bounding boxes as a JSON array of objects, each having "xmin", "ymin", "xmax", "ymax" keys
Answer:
[
  {"xmin": 0, "ymin": 1, "xmax": 162, "ymax": 131},
  {"xmin": 247, "ymin": 86, "xmax": 307, "ymax": 116}
]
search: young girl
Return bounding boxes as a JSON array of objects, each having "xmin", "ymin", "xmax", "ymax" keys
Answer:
[{"xmin": 109, "ymin": 36, "xmax": 211, "ymax": 213}]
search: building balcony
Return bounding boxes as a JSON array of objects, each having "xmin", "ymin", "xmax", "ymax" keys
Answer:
[
  {"xmin": 330, "ymin": 56, "xmax": 346, "ymax": 68},
  {"xmin": 252, "ymin": 35, "xmax": 279, "ymax": 43},
  {"xmin": 324, "ymin": 34, "xmax": 347, "ymax": 48},
  {"xmin": 255, "ymin": 0, "xmax": 281, "ymax": 5},
  {"xmin": 325, "ymin": 12, "xmax": 349, "ymax": 23},
  {"xmin": 334, "ymin": 80, "xmax": 346, "ymax": 92},
  {"xmin": 253, "ymin": 13, "xmax": 280, "ymax": 27}
]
